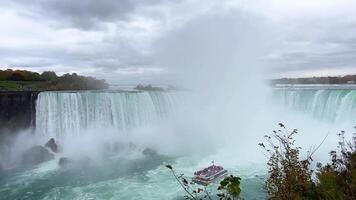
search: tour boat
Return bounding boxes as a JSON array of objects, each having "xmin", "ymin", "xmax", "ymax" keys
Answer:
[{"xmin": 192, "ymin": 164, "xmax": 228, "ymax": 186}]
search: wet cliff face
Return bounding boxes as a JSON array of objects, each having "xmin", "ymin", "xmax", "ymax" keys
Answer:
[{"xmin": 0, "ymin": 91, "xmax": 39, "ymax": 134}]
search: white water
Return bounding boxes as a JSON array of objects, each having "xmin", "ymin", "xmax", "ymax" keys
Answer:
[
  {"xmin": 273, "ymin": 88, "xmax": 356, "ymax": 123},
  {"xmin": 2, "ymin": 87, "xmax": 356, "ymax": 199},
  {"xmin": 36, "ymin": 91, "xmax": 178, "ymax": 138}
]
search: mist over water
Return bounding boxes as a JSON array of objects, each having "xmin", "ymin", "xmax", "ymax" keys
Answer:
[
  {"xmin": 1, "ymin": 8, "xmax": 355, "ymax": 200},
  {"xmin": 150, "ymin": 9, "xmax": 275, "ymax": 165},
  {"xmin": 2, "ymin": 85, "xmax": 356, "ymax": 199}
]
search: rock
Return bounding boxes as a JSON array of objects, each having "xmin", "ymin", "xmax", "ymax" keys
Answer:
[
  {"xmin": 58, "ymin": 157, "xmax": 93, "ymax": 167},
  {"xmin": 58, "ymin": 157, "xmax": 70, "ymax": 166},
  {"xmin": 21, "ymin": 146, "xmax": 54, "ymax": 166},
  {"xmin": 142, "ymin": 148, "xmax": 157, "ymax": 157},
  {"xmin": 129, "ymin": 142, "xmax": 137, "ymax": 150},
  {"xmin": 45, "ymin": 138, "xmax": 58, "ymax": 153}
]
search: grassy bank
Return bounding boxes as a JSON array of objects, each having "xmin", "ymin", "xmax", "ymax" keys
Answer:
[{"xmin": 0, "ymin": 81, "xmax": 45, "ymax": 91}]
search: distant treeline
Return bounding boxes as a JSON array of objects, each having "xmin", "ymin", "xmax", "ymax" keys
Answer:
[
  {"xmin": 134, "ymin": 84, "xmax": 180, "ymax": 91},
  {"xmin": 134, "ymin": 84, "xmax": 165, "ymax": 91},
  {"xmin": 0, "ymin": 69, "xmax": 108, "ymax": 91},
  {"xmin": 272, "ymin": 75, "xmax": 356, "ymax": 85}
]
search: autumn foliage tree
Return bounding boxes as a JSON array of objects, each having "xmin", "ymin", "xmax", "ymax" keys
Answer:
[
  {"xmin": 259, "ymin": 123, "xmax": 317, "ymax": 199},
  {"xmin": 261, "ymin": 124, "xmax": 356, "ymax": 200},
  {"xmin": 0, "ymin": 69, "xmax": 108, "ymax": 90},
  {"xmin": 316, "ymin": 130, "xmax": 356, "ymax": 200}
]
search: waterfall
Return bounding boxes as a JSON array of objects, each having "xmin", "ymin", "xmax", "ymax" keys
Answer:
[
  {"xmin": 35, "ymin": 91, "xmax": 177, "ymax": 138},
  {"xmin": 273, "ymin": 88, "xmax": 356, "ymax": 122}
]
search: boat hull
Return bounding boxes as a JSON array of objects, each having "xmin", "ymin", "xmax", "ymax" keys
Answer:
[{"xmin": 192, "ymin": 169, "xmax": 228, "ymax": 186}]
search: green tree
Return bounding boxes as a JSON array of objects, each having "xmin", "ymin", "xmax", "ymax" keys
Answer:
[
  {"xmin": 260, "ymin": 123, "xmax": 318, "ymax": 199},
  {"xmin": 316, "ymin": 131, "xmax": 356, "ymax": 200},
  {"xmin": 261, "ymin": 124, "xmax": 356, "ymax": 200},
  {"xmin": 28, "ymin": 72, "xmax": 42, "ymax": 81},
  {"xmin": 41, "ymin": 71, "xmax": 57, "ymax": 81},
  {"xmin": 9, "ymin": 72, "xmax": 25, "ymax": 81}
]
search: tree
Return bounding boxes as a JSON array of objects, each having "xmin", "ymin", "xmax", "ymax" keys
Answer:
[
  {"xmin": 9, "ymin": 72, "xmax": 25, "ymax": 81},
  {"xmin": 316, "ymin": 130, "xmax": 356, "ymax": 200},
  {"xmin": 41, "ymin": 71, "xmax": 57, "ymax": 81},
  {"xmin": 0, "ymin": 68, "xmax": 108, "ymax": 90},
  {"xmin": 28, "ymin": 72, "xmax": 42, "ymax": 81},
  {"xmin": 261, "ymin": 124, "xmax": 356, "ymax": 199},
  {"xmin": 259, "ymin": 123, "xmax": 318, "ymax": 199}
]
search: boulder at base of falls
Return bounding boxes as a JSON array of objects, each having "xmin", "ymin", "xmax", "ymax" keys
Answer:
[
  {"xmin": 21, "ymin": 146, "xmax": 54, "ymax": 166},
  {"xmin": 58, "ymin": 157, "xmax": 70, "ymax": 167},
  {"xmin": 142, "ymin": 148, "xmax": 158, "ymax": 157},
  {"xmin": 45, "ymin": 138, "xmax": 58, "ymax": 153}
]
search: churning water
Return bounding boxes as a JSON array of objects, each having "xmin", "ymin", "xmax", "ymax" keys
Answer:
[{"xmin": 1, "ymin": 86, "xmax": 355, "ymax": 200}]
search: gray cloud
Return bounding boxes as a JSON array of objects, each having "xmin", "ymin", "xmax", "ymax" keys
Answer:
[
  {"xmin": 265, "ymin": 15, "xmax": 356, "ymax": 75},
  {"xmin": 11, "ymin": 0, "xmax": 175, "ymax": 29},
  {"xmin": 1, "ymin": 0, "xmax": 356, "ymax": 83}
]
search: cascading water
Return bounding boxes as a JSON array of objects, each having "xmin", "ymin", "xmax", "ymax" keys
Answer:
[
  {"xmin": 273, "ymin": 88, "xmax": 356, "ymax": 122},
  {"xmin": 35, "ymin": 91, "xmax": 177, "ymax": 138},
  {"xmin": 4, "ymin": 86, "xmax": 351, "ymax": 200}
]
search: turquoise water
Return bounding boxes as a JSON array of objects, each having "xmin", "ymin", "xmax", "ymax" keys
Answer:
[
  {"xmin": 0, "ymin": 153, "xmax": 265, "ymax": 200},
  {"xmin": 3, "ymin": 86, "xmax": 356, "ymax": 200},
  {"xmin": 272, "ymin": 87, "xmax": 356, "ymax": 122},
  {"xmin": 0, "ymin": 153, "xmax": 171, "ymax": 199},
  {"xmin": 1, "ymin": 90, "xmax": 266, "ymax": 200},
  {"xmin": 36, "ymin": 91, "xmax": 178, "ymax": 138}
]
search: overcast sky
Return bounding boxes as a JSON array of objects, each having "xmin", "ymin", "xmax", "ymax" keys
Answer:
[{"xmin": 0, "ymin": 0, "xmax": 356, "ymax": 84}]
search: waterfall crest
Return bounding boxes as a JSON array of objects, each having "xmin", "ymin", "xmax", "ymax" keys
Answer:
[
  {"xmin": 35, "ymin": 91, "xmax": 177, "ymax": 138},
  {"xmin": 273, "ymin": 88, "xmax": 356, "ymax": 122}
]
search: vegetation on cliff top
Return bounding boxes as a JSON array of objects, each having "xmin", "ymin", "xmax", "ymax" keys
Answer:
[
  {"xmin": 272, "ymin": 75, "xmax": 356, "ymax": 85},
  {"xmin": 260, "ymin": 123, "xmax": 356, "ymax": 199},
  {"xmin": 169, "ymin": 124, "xmax": 356, "ymax": 199},
  {"xmin": 134, "ymin": 84, "xmax": 182, "ymax": 91},
  {"xmin": 0, "ymin": 69, "xmax": 108, "ymax": 91},
  {"xmin": 134, "ymin": 84, "xmax": 165, "ymax": 91}
]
